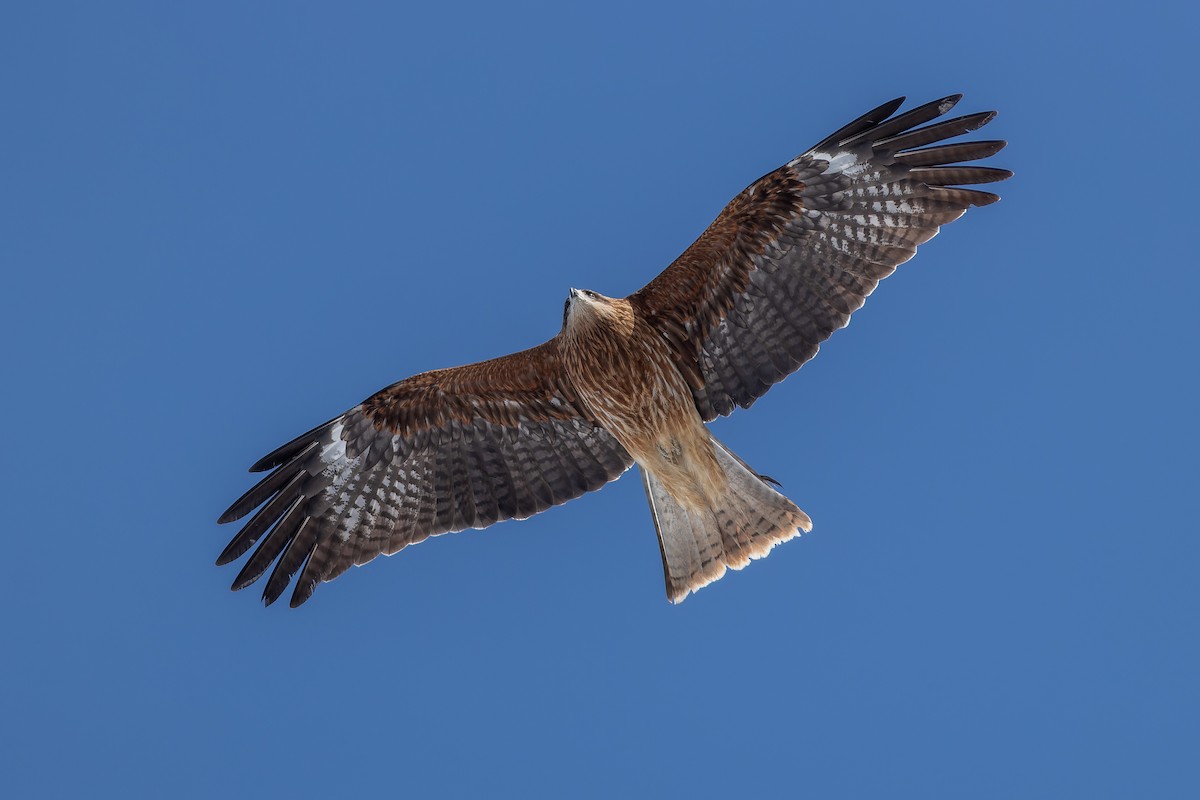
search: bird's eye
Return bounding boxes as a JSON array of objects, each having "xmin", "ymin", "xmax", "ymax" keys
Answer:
[{"xmin": 584, "ymin": 290, "xmax": 597, "ymax": 298}]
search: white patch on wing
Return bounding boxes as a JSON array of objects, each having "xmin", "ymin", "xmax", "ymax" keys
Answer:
[
  {"xmin": 321, "ymin": 420, "xmax": 348, "ymax": 466},
  {"xmin": 808, "ymin": 149, "xmax": 866, "ymax": 177},
  {"xmin": 319, "ymin": 417, "xmax": 364, "ymax": 541}
]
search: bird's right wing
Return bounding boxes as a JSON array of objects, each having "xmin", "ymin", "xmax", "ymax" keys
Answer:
[
  {"xmin": 217, "ymin": 338, "xmax": 633, "ymax": 607},
  {"xmin": 630, "ymin": 94, "xmax": 1010, "ymax": 420}
]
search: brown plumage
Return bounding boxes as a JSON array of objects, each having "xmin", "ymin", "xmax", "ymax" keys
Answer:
[{"xmin": 218, "ymin": 93, "xmax": 1010, "ymax": 607}]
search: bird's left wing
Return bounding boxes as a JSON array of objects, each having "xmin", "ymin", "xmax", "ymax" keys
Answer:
[
  {"xmin": 630, "ymin": 94, "xmax": 1011, "ymax": 420},
  {"xmin": 217, "ymin": 338, "xmax": 633, "ymax": 607}
]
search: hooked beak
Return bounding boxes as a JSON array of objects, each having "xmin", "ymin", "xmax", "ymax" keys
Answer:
[{"xmin": 569, "ymin": 287, "xmax": 581, "ymax": 299}]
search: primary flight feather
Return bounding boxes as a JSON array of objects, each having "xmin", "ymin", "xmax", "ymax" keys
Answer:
[{"xmin": 218, "ymin": 94, "xmax": 1010, "ymax": 607}]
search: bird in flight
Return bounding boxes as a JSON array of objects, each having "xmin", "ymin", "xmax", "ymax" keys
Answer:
[{"xmin": 218, "ymin": 94, "xmax": 1010, "ymax": 607}]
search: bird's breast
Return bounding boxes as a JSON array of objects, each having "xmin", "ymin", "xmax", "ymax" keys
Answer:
[
  {"xmin": 563, "ymin": 322, "xmax": 721, "ymax": 507},
  {"xmin": 564, "ymin": 325, "xmax": 692, "ymax": 435}
]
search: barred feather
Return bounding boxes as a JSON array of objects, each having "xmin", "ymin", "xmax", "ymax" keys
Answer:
[
  {"xmin": 218, "ymin": 341, "xmax": 633, "ymax": 606},
  {"xmin": 631, "ymin": 94, "xmax": 1009, "ymax": 420}
]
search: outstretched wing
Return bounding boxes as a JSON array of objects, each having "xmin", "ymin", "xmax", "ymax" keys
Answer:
[
  {"xmin": 630, "ymin": 94, "xmax": 1011, "ymax": 420},
  {"xmin": 217, "ymin": 339, "xmax": 633, "ymax": 607}
]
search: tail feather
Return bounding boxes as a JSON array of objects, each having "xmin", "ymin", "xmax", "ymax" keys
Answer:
[
  {"xmin": 641, "ymin": 439, "xmax": 812, "ymax": 603},
  {"xmin": 641, "ymin": 469, "xmax": 728, "ymax": 601}
]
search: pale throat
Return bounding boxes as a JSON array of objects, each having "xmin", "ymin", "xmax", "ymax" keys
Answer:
[{"xmin": 565, "ymin": 296, "xmax": 635, "ymax": 338}]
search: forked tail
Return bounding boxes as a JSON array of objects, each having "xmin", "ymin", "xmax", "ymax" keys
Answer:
[{"xmin": 640, "ymin": 439, "xmax": 812, "ymax": 603}]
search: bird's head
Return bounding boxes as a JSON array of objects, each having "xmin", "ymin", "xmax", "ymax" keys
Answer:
[
  {"xmin": 562, "ymin": 287, "xmax": 634, "ymax": 338},
  {"xmin": 562, "ymin": 287, "xmax": 603, "ymax": 327}
]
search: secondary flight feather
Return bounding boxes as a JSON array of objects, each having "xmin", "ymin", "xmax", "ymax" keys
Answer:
[{"xmin": 218, "ymin": 93, "xmax": 1010, "ymax": 607}]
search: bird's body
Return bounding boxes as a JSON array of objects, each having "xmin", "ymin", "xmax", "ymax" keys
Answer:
[
  {"xmin": 218, "ymin": 94, "xmax": 1010, "ymax": 607},
  {"xmin": 562, "ymin": 290, "xmax": 719, "ymax": 510},
  {"xmin": 559, "ymin": 288, "xmax": 812, "ymax": 598}
]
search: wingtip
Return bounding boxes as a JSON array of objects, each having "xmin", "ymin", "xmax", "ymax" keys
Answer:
[
  {"xmin": 972, "ymin": 110, "xmax": 999, "ymax": 130},
  {"xmin": 940, "ymin": 93, "xmax": 964, "ymax": 110},
  {"xmin": 231, "ymin": 557, "xmax": 266, "ymax": 592},
  {"xmin": 879, "ymin": 96, "xmax": 907, "ymax": 118},
  {"xmin": 262, "ymin": 576, "xmax": 288, "ymax": 607},
  {"xmin": 288, "ymin": 584, "xmax": 314, "ymax": 608}
]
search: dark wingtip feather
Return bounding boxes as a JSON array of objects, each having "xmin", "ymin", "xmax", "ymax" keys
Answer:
[
  {"xmin": 232, "ymin": 567, "xmax": 260, "ymax": 593},
  {"xmin": 287, "ymin": 589, "xmax": 312, "ymax": 609},
  {"xmin": 893, "ymin": 140, "xmax": 1008, "ymax": 166},
  {"xmin": 909, "ymin": 166, "xmax": 1014, "ymax": 185},
  {"xmin": 217, "ymin": 507, "xmax": 244, "ymax": 526},
  {"xmin": 218, "ymin": 442, "xmax": 315, "ymax": 524},
  {"xmin": 930, "ymin": 186, "xmax": 1002, "ymax": 206},
  {"xmin": 875, "ymin": 111, "xmax": 999, "ymax": 152},
  {"xmin": 287, "ymin": 552, "xmax": 321, "ymax": 608},
  {"xmin": 217, "ymin": 502, "xmax": 244, "ymax": 526},
  {"xmin": 261, "ymin": 523, "xmax": 318, "ymax": 606},
  {"xmin": 810, "ymin": 96, "xmax": 906, "ymax": 152},
  {"xmin": 215, "ymin": 541, "xmax": 248, "ymax": 567},
  {"xmin": 228, "ymin": 483, "xmax": 306, "ymax": 591},
  {"xmin": 838, "ymin": 93, "xmax": 964, "ymax": 148},
  {"xmin": 217, "ymin": 484, "xmax": 306, "ymax": 567},
  {"xmin": 248, "ymin": 418, "xmax": 339, "ymax": 473}
]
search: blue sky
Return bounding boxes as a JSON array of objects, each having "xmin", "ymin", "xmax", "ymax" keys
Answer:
[{"xmin": 3, "ymin": 2, "xmax": 1196, "ymax": 797}]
